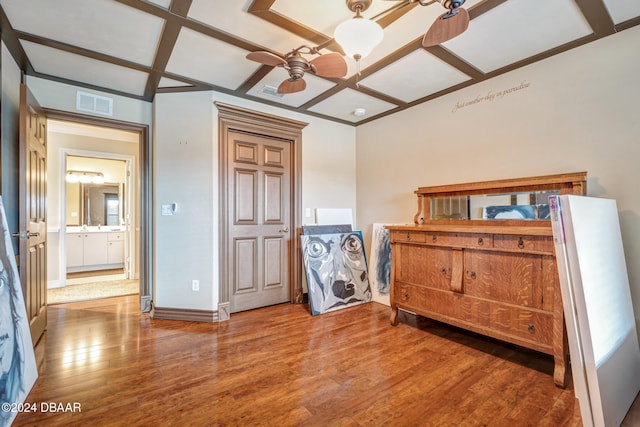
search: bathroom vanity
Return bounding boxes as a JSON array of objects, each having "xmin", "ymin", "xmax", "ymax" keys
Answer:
[{"xmin": 66, "ymin": 227, "xmax": 125, "ymax": 273}]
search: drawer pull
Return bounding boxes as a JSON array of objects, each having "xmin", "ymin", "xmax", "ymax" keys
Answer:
[
  {"xmin": 432, "ymin": 235, "xmax": 437, "ymax": 242},
  {"xmin": 470, "ymin": 271, "xmax": 476, "ymax": 280},
  {"xmin": 440, "ymin": 267, "xmax": 447, "ymax": 275},
  {"xmin": 477, "ymin": 237, "xmax": 484, "ymax": 246},
  {"xmin": 404, "ymin": 291, "xmax": 409, "ymax": 300},
  {"xmin": 518, "ymin": 237, "xmax": 525, "ymax": 249},
  {"xmin": 528, "ymin": 324, "xmax": 535, "ymax": 333},
  {"xmin": 407, "ymin": 231, "xmax": 411, "ymax": 240}
]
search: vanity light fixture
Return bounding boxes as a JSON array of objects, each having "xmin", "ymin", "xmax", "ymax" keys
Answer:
[{"xmin": 66, "ymin": 170, "xmax": 105, "ymax": 184}]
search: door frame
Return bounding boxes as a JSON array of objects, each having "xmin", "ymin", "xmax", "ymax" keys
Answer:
[
  {"xmin": 216, "ymin": 102, "xmax": 306, "ymax": 320},
  {"xmin": 44, "ymin": 109, "xmax": 153, "ymax": 311}
]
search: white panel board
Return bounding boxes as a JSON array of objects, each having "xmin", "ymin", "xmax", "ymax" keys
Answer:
[
  {"xmin": 550, "ymin": 195, "xmax": 640, "ymax": 427},
  {"xmin": 315, "ymin": 208, "xmax": 353, "ymax": 227}
]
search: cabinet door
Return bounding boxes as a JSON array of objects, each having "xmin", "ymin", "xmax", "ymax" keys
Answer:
[
  {"xmin": 83, "ymin": 233, "xmax": 109, "ymax": 265},
  {"xmin": 67, "ymin": 233, "xmax": 84, "ymax": 268},
  {"xmin": 425, "ymin": 246, "xmax": 454, "ymax": 291},
  {"xmin": 395, "ymin": 244, "xmax": 429, "ymax": 286},
  {"xmin": 395, "ymin": 244, "xmax": 455, "ymax": 289},
  {"xmin": 108, "ymin": 240, "xmax": 124, "ymax": 264},
  {"xmin": 464, "ymin": 249, "xmax": 544, "ymax": 309}
]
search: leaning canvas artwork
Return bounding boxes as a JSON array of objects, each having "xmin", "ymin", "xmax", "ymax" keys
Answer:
[
  {"xmin": 368, "ymin": 223, "xmax": 392, "ymax": 306},
  {"xmin": 0, "ymin": 197, "xmax": 38, "ymax": 427},
  {"xmin": 301, "ymin": 232, "xmax": 372, "ymax": 316}
]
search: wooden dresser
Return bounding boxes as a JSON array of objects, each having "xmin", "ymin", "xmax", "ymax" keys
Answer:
[{"xmin": 387, "ymin": 172, "xmax": 587, "ymax": 387}]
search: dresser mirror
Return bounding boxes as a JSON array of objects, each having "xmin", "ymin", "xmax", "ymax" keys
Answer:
[{"xmin": 430, "ymin": 190, "xmax": 561, "ymax": 220}]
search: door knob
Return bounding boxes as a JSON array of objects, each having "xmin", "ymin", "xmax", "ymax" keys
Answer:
[
  {"xmin": 11, "ymin": 231, "xmax": 40, "ymax": 239},
  {"xmin": 280, "ymin": 226, "xmax": 289, "ymax": 233}
]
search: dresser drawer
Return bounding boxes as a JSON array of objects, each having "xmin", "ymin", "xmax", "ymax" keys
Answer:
[
  {"xmin": 396, "ymin": 286, "xmax": 554, "ymax": 348},
  {"xmin": 392, "ymin": 230, "xmax": 427, "ymax": 243},
  {"xmin": 490, "ymin": 305, "xmax": 554, "ymax": 347},
  {"xmin": 108, "ymin": 232, "xmax": 125, "ymax": 242},
  {"xmin": 493, "ymin": 234, "xmax": 553, "ymax": 253},
  {"xmin": 428, "ymin": 232, "xmax": 493, "ymax": 249},
  {"xmin": 395, "ymin": 283, "xmax": 428, "ymax": 310}
]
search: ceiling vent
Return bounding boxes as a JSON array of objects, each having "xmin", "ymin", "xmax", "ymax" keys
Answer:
[
  {"xmin": 258, "ymin": 85, "xmax": 284, "ymax": 98},
  {"xmin": 76, "ymin": 91, "xmax": 113, "ymax": 116}
]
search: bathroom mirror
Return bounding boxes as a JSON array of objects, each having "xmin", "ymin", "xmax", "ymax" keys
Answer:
[{"xmin": 66, "ymin": 182, "xmax": 123, "ymax": 226}]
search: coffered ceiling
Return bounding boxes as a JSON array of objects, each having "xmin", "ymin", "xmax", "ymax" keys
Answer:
[{"xmin": 1, "ymin": 0, "xmax": 638, "ymax": 125}]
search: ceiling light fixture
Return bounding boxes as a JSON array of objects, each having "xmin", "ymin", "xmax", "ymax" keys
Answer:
[
  {"xmin": 354, "ymin": 108, "xmax": 367, "ymax": 117},
  {"xmin": 334, "ymin": 0, "xmax": 383, "ymax": 74}
]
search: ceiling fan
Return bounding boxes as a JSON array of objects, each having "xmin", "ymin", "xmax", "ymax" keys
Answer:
[
  {"xmin": 385, "ymin": 0, "xmax": 470, "ymax": 47},
  {"xmin": 246, "ymin": 45, "xmax": 348, "ymax": 94}
]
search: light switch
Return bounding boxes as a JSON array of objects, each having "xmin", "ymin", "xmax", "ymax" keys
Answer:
[{"xmin": 161, "ymin": 204, "xmax": 175, "ymax": 216}]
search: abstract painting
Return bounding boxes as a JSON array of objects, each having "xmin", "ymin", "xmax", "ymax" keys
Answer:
[
  {"xmin": 301, "ymin": 232, "xmax": 372, "ymax": 316},
  {"xmin": 483, "ymin": 205, "xmax": 536, "ymax": 220},
  {"xmin": 369, "ymin": 223, "xmax": 392, "ymax": 306},
  {"xmin": 0, "ymin": 197, "xmax": 38, "ymax": 427}
]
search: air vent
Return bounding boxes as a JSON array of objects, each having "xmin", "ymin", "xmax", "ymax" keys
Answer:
[
  {"xmin": 258, "ymin": 85, "xmax": 284, "ymax": 98},
  {"xmin": 76, "ymin": 91, "xmax": 113, "ymax": 116}
]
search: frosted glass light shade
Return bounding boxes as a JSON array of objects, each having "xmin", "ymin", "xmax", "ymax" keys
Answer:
[
  {"xmin": 65, "ymin": 173, "xmax": 79, "ymax": 183},
  {"xmin": 334, "ymin": 17, "xmax": 383, "ymax": 59}
]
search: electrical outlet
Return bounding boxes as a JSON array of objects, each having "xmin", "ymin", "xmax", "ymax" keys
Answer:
[{"xmin": 192, "ymin": 279, "xmax": 199, "ymax": 291}]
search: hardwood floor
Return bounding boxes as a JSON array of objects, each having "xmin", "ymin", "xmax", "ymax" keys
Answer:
[{"xmin": 15, "ymin": 296, "xmax": 583, "ymax": 426}]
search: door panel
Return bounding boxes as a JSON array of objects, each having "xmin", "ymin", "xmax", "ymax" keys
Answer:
[
  {"xmin": 228, "ymin": 131, "xmax": 291, "ymax": 313},
  {"xmin": 264, "ymin": 237, "xmax": 284, "ymax": 288},
  {"xmin": 19, "ymin": 84, "xmax": 47, "ymax": 345},
  {"xmin": 264, "ymin": 173, "xmax": 283, "ymax": 223},
  {"xmin": 235, "ymin": 169, "xmax": 257, "ymax": 223},
  {"xmin": 234, "ymin": 238, "xmax": 257, "ymax": 293},
  {"xmin": 235, "ymin": 142, "xmax": 258, "ymax": 164}
]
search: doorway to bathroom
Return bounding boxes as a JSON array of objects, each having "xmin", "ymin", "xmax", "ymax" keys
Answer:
[{"xmin": 45, "ymin": 116, "xmax": 148, "ymax": 306}]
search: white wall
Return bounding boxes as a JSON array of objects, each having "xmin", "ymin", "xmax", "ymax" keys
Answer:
[
  {"xmin": 153, "ymin": 91, "xmax": 356, "ymax": 312},
  {"xmin": 356, "ymin": 26, "xmax": 640, "ymax": 328},
  {"xmin": 153, "ymin": 91, "xmax": 216, "ymax": 310}
]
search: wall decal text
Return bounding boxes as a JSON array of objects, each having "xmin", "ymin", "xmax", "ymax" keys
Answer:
[{"xmin": 452, "ymin": 80, "xmax": 531, "ymax": 113}]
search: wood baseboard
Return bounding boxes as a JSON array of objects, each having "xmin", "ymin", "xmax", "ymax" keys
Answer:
[{"xmin": 152, "ymin": 306, "xmax": 218, "ymax": 322}]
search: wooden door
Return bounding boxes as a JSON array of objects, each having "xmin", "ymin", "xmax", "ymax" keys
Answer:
[
  {"xmin": 227, "ymin": 130, "xmax": 291, "ymax": 313},
  {"xmin": 18, "ymin": 84, "xmax": 47, "ymax": 345}
]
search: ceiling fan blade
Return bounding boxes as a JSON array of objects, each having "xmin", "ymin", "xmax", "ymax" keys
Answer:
[
  {"xmin": 278, "ymin": 78, "xmax": 306, "ymax": 94},
  {"xmin": 309, "ymin": 53, "xmax": 348, "ymax": 78},
  {"xmin": 246, "ymin": 51, "xmax": 287, "ymax": 67},
  {"xmin": 422, "ymin": 7, "xmax": 469, "ymax": 47}
]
